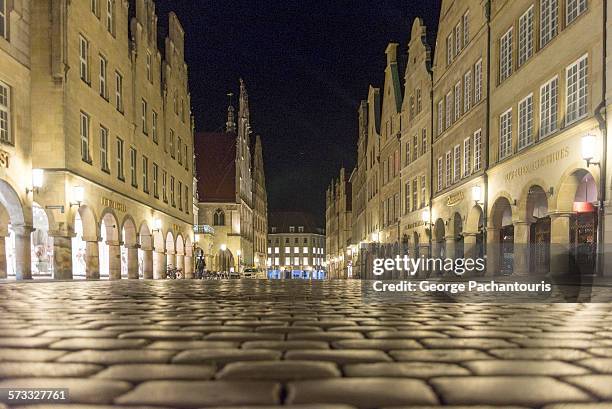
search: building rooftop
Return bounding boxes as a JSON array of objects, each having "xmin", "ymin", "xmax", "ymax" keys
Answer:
[
  {"xmin": 269, "ymin": 211, "xmax": 324, "ymax": 235},
  {"xmin": 195, "ymin": 132, "xmax": 236, "ymax": 203}
]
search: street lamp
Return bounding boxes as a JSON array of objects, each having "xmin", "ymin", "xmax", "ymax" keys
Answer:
[
  {"xmin": 472, "ymin": 185, "xmax": 484, "ymax": 205},
  {"xmin": 220, "ymin": 243, "xmax": 227, "ymax": 251},
  {"xmin": 582, "ymin": 133, "xmax": 600, "ymax": 167},
  {"xmin": 70, "ymin": 186, "xmax": 84, "ymax": 207},
  {"xmin": 26, "ymin": 169, "xmax": 44, "ymax": 195},
  {"xmin": 236, "ymin": 249, "xmax": 242, "ymax": 272}
]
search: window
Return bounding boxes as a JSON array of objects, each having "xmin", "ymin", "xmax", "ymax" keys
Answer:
[
  {"xmin": 437, "ymin": 100, "xmax": 444, "ymax": 135},
  {"xmin": 152, "ymin": 111, "xmax": 158, "ymax": 143},
  {"xmin": 184, "ymin": 185, "xmax": 189, "ymax": 213},
  {"xmin": 116, "ymin": 137, "xmax": 124, "ymax": 180},
  {"xmin": 421, "ymin": 129, "xmax": 427, "ymax": 155},
  {"xmin": 463, "ymin": 11, "xmax": 470, "ymax": 47},
  {"xmin": 409, "ymin": 96, "xmax": 415, "ymax": 119},
  {"xmin": 464, "ymin": 71, "xmax": 472, "ymax": 112},
  {"xmin": 500, "ymin": 28, "xmax": 513, "ymax": 82},
  {"xmin": 285, "ymin": 246, "xmax": 290, "ymax": 253},
  {"xmin": 500, "ymin": 109, "xmax": 513, "ymax": 160},
  {"xmin": 446, "ymin": 34, "xmax": 454, "ymax": 66},
  {"xmin": 106, "ymin": 0, "xmax": 114, "ymax": 34},
  {"xmin": 141, "ymin": 99, "xmax": 148, "ymax": 134},
  {"xmin": 404, "ymin": 181, "xmax": 410, "ymax": 214},
  {"xmin": 99, "ymin": 55, "xmax": 108, "ymax": 98},
  {"xmin": 115, "ymin": 72, "xmax": 123, "ymax": 112},
  {"xmin": 463, "ymin": 137, "xmax": 471, "ymax": 177},
  {"xmin": 178, "ymin": 181, "xmax": 182, "ymax": 210},
  {"xmin": 142, "ymin": 156, "xmax": 149, "ymax": 193},
  {"xmin": 412, "ymin": 179, "xmax": 418, "ymax": 212},
  {"xmin": 540, "ymin": 77, "xmax": 559, "ymax": 138},
  {"xmin": 100, "ymin": 126, "xmax": 109, "ymax": 171},
  {"xmin": 178, "ymin": 137, "xmax": 183, "ymax": 165},
  {"xmin": 420, "ymin": 175, "xmax": 426, "ymax": 208},
  {"xmin": 293, "ymin": 257, "xmax": 299, "ymax": 266},
  {"xmin": 566, "ymin": 55, "xmax": 588, "ymax": 125},
  {"xmin": 519, "ymin": 7, "xmax": 534, "ymax": 67},
  {"xmin": 455, "ymin": 23, "xmax": 462, "ymax": 55},
  {"xmin": 79, "ymin": 35, "xmax": 90, "ymax": 83},
  {"xmin": 0, "ymin": 0, "xmax": 5, "ymax": 39},
  {"xmin": 453, "ymin": 145, "xmax": 461, "ymax": 182},
  {"xmin": 80, "ymin": 112, "xmax": 90, "ymax": 163},
  {"xmin": 405, "ymin": 142, "xmax": 410, "ymax": 166},
  {"xmin": 540, "ymin": 0, "xmax": 558, "ymax": 47},
  {"xmin": 0, "ymin": 81, "xmax": 10, "ymax": 144},
  {"xmin": 518, "ymin": 94, "xmax": 534, "ymax": 150},
  {"xmin": 445, "ymin": 151, "xmax": 452, "ymax": 187},
  {"xmin": 213, "ymin": 209, "xmax": 225, "ymax": 226},
  {"xmin": 416, "ymin": 88, "xmax": 422, "ymax": 113},
  {"xmin": 298, "ymin": 226, "xmax": 304, "ymax": 233},
  {"xmin": 475, "ymin": 59, "xmax": 483, "ymax": 103},
  {"xmin": 91, "ymin": 0, "xmax": 98, "ymax": 15},
  {"xmin": 454, "ymin": 82, "xmax": 462, "ymax": 121},
  {"xmin": 170, "ymin": 130, "xmax": 175, "ymax": 158},
  {"xmin": 129, "ymin": 147, "xmax": 137, "ymax": 187},
  {"xmin": 294, "ymin": 246, "xmax": 299, "ymax": 254},
  {"xmin": 146, "ymin": 51, "xmax": 152, "ymax": 83},
  {"xmin": 170, "ymin": 176, "xmax": 175, "ymax": 206},
  {"xmin": 437, "ymin": 157, "xmax": 443, "ymax": 192},
  {"xmin": 474, "ymin": 129, "xmax": 482, "ymax": 171},
  {"xmin": 185, "ymin": 145, "xmax": 189, "ymax": 170},
  {"xmin": 153, "ymin": 163, "xmax": 159, "ymax": 197},
  {"xmin": 303, "ymin": 246, "xmax": 308, "ymax": 254},
  {"xmin": 566, "ymin": 0, "xmax": 587, "ymax": 25},
  {"xmin": 412, "ymin": 135, "xmax": 418, "ymax": 162},
  {"xmin": 446, "ymin": 92, "xmax": 452, "ymax": 129},
  {"xmin": 162, "ymin": 170, "xmax": 167, "ymax": 201}
]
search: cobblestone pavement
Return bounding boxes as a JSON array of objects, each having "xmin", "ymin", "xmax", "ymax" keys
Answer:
[{"xmin": 0, "ymin": 280, "xmax": 612, "ymax": 409}]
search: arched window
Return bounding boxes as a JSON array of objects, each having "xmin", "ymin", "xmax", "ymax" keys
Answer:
[{"xmin": 213, "ymin": 209, "xmax": 225, "ymax": 226}]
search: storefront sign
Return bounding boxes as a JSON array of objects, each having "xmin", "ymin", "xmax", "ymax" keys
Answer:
[
  {"xmin": 505, "ymin": 147, "xmax": 570, "ymax": 182},
  {"xmin": 101, "ymin": 197, "xmax": 127, "ymax": 213},
  {"xmin": 446, "ymin": 192, "xmax": 464, "ymax": 207},
  {"xmin": 406, "ymin": 221, "xmax": 425, "ymax": 230},
  {"xmin": 172, "ymin": 224, "xmax": 182, "ymax": 234},
  {"xmin": 0, "ymin": 149, "xmax": 9, "ymax": 168}
]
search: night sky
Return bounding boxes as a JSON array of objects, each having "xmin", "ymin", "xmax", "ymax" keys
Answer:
[{"xmin": 155, "ymin": 1, "xmax": 442, "ymax": 223}]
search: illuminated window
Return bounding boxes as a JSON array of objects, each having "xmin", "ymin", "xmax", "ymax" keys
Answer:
[
  {"xmin": 153, "ymin": 163, "xmax": 159, "ymax": 198},
  {"xmin": 130, "ymin": 147, "xmax": 138, "ymax": 187},
  {"xmin": 518, "ymin": 94, "xmax": 534, "ymax": 150},
  {"xmin": 100, "ymin": 126, "xmax": 109, "ymax": 172},
  {"xmin": 0, "ymin": 81, "xmax": 10, "ymax": 143},
  {"xmin": 499, "ymin": 109, "xmax": 513, "ymax": 160},
  {"xmin": 464, "ymin": 71, "xmax": 472, "ymax": 112},
  {"xmin": 142, "ymin": 156, "xmax": 149, "ymax": 193},
  {"xmin": 80, "ymin": 112, "xmax": 91, "ymax": 163},
  {"xmin": 519, "ymin": 7, "xmax": 534, "ymax": 67},
  {"xmin": 99, "ymin": 55, "xmax": 108, "ymax": 98},
  {"xmin": 474, "ymin": 59, "xmax": 483, "ymax": 103},
  {"xmin": 566, "ymin": 55, "xmax": 588, "ymax": 125},
  {"xmin": 540, "ymin": 76, "xmax": 559, "ymax": 138},
  {"xmin": 463, "ymin": 137, "xmax": 471, "ymax": 177},
  {"xmin": 106, "ymin": 0, "xmax": 115, "ymax": 35},
  {"xmin": 116, "ymin": 137, "xmax": 124, "ymax": 180},
  {"xmin": 540, "ymin": 0, "xmax": 558, "ymax": 48},
  {"xmin": 566, "ymin": 0, "xmax": 587, "ymax": 25},
  {"xmin": 79, "ymin": 35, "xmax": 90, "ymax": 83}
]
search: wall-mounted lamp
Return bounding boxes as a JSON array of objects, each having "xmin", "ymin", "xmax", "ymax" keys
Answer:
[
  {"xmin": 371, "ymin": 232, "xmax": 379, "ymax": 242},
  {"xmin": 582, "ymin": 133, "xmax": 600, "ymax": 167},
  {"xmin": 220, "ymin": 243, "xmax": 227, "ymax": 251},
  {"xmin": 236, "ymin": 249, "xmax": 242, "ymax": 257},
  {"xmin": 70, "ymin": 186, "xmax": 84, "ymax": 207},
  {"xmin": 472, "ymin": 185, "xmax": 484, "ymax": 206},
  {"xmin": 26, "ymin": 169, "xmax": 44, "ymax": 195},
  {"xmin": 422, "ymin": 208, "xmax": 431, "ymax": 226},
  {"xmin": 152, "ymin": 219, "xmax": 162, "ymax": 232}
]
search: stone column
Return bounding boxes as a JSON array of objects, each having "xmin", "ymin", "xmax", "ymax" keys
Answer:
[
  {"xmin": 550, "ymin": 213, "xmax": 572, "ymax": 276},
  {"xmin": 463, "ymin": 233, "xmax": 478, "ymax": 260},
  {"xmin": 486, "ymin": 227, "xmax": 500, "ymax": 276},
  {"xmin": 107, "ymin": 241, "xmax": 122, "ymax": 280},
  {"xmin": 176, "ymin": 252, "xmax": 185, "ymax": 278},
  {"xmin": 142, "ymin": 247, "xmax": 153, "ymax": 279},
  {"xmin": 50, "ymin": 234, "xmax": 73, "ymax": 280},
  {"xmin": 0, "ymin": 235, "xmax": 7, "ymax": 279},
  {"xmin": 184, "ymin": 255, "xmax": 193, "ymax": 279},
  {"xmin": 154, "ymin": 250, "xmax": 166, "ymax": 279},
  {"xmin": 513, "ymin": 221, "xmax": 531, "ymax": 276},
  {"xmin": 166, "ymin": 251, "xmax": 176, "ymax": 269},
  {"xmin": 126, "ymin": 245, "xmax": 139, "ymax": 279},
  {"xmin": 85, "ymin": 240, "xmax": 100, "ymax": 280},
  {"xmin": 13, "ymin": 225, "xmax": 33, "ymax": 280}
]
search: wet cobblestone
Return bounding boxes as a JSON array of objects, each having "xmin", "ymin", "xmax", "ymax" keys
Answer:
[{"xmin": 0, "ymin": 279, "xmax": 611, "ymax": 408}]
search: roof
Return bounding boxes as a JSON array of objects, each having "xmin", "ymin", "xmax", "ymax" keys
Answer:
[
  {"xmin": 268, "ymin": 211, "xmax": 324, "ymax": 235},
  {"xmin": 195, "ymin": 132, "xmax": 236, "ymax": 203}
]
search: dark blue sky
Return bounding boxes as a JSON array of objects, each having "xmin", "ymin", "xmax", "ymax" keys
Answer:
[{"xmin": 155, "ymin": 0, "xmax": 442, "ymax": 223}]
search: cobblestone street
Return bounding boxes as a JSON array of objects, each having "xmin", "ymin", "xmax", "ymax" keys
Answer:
[{"xmin": 0, "ymin": 280, "xmax": 611, "ymax": 409}]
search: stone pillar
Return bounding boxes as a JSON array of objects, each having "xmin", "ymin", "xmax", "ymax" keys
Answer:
[
  {"xmin": 184, "ymin": 255, "xmax": 193, "ymax": 279},
  {"xmin": 154, "ymin": 250, "xmax": 166, "ymax": 279},
  {"xmin": 126, "ymin": 245, "xmax": 139, "ymax": 279},
  {"xmin": 50, "ymin": 234, "xmax": 73, "ymax": 280},
  {"xmin": 418, "ymin": 243, "xmax": 431, "ymax": 276},
  {"xmin": 107, "ymin": 241, "xmax": 122, "ymax": 280},
  {"xmin": 445, "ymin": 236, "xmax": 456, "ymax": 260},
  {"xmin": 513, "ymin": 221, "xmax": 531, "ymax": 276},
  {"xmin": 0, "ymin": 235, "xmax": 7, "ymax": 279},
  {"xmin": 176, "ymin": 252, "xmax": 185, "ymax": 278},
  {"xmin": 550, "ymin": 213, "xmax": 572, "ymax": 276},
  {"xmin": 85, "ymin": 240, "xmax": 100, "ymax": 280},
  {"xmin": 142, "ymin": 247, "xmax": 153, "ymax": 279},
  {"xmin": 486, "ymin": 227, "xmax": 500, "ymax": 276},
  {"xmin": 13, "ymin": 225, "xmax": 33, "ymax": 280},
  {"xmin": 463, "ymin": 233, "xmax": 478, "ymax": 260},
  {"xmin": 167, "ymin": 251, "xmax": 176, "ymax": 269}
]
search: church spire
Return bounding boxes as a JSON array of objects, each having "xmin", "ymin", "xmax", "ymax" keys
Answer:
[{"xmin": 225, "ymin": 92, "xmax": 236, "ymax": 133}]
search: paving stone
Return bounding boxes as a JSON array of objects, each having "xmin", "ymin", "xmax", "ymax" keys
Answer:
[
  {"xmin": 511, "ymin": 339, "xmax": 604, "ymax": 348},
  {"xmin": 587, "ymin": 347, "xmax": 612, "ymax": 357},
  {"xmin": 173, "ymin": 349, "xmax": 282, "ymax": 365},
  {"xmin": 115, "ymin": 380, "xmax": 281, "ymax": 407},
  {"xmin": 40, "ymin": 330, "xmax": 122, "ymax": 339},
  {"xmin": 0, "ymin": 337, "xmax": 59, "ymax": 348},
  {"xmin": 216, "ymin": 360, "xmax": 341, "ymax": 380},
  {"xmin": 95, "ymin": 363, "xmax": 216, "ymax": 381},
  {"xmin": 0, "ymin": 348, "xmax": 68, "ymax": 362},
  {"xmin": 285, "ymin": 349, "xmax": 391, "ymax": 364},
  {"xmin": 332, "ymin": 339, "xmax": 422, "ymax": 350},
  {"xmin": 255, "ymin": 326, "xmax": 323, "ymax": 334},
  {"xmin": 241, "ymin": 340, "xmax": 331, "ymax": 350},
  {"xmin": 390, "ymin": 349, "xmax": 493, "ymax": 362},
  {"xmin": 57, "ymin": 349, "xmax": 176, "ymax": 364},
  {"xmin": 49, "ymin": 338, "xmax": 150, "ymax": 350},
  {"xmin": 0, "ymin": 378, "xmax": 131, "ymax": 404},
  {"xmin": 464, "ymin": 360, "xmax": 591, "ymax": 375},
  {"xmin": 542, "ymin": 404, "xmax": 612, "ymax": 409},
  {"xmin": 204, "ymin": 332, "xmax": 284, "ymax": 341},
  {"xmin": 118, "ymin": 330, "xmax": 203, "ymax": 340},
  {"xmin": 204, "ymin": 406, "xmax": 357, "ymax": 409},
  {"xmin": 575, "ymin": 358, "xmax": 612, "ymax": 373},
  {"xmin": 0, "ymin": 362, "xmax": 102, "ymax": 378},
  {"xmin": 443, "ymin": 330, "xmax": 528, "ymax": 338},
  {"xmin": 0, "ymin": 329, "xmax": 44, "ymax": 337},
  {"xmin": 431, "ymin": 376, "xmax": 593, "ymax": 406},
  {"xmin": 489, "ymin": 348, "xmax": 594, "ymax": 361},
  {"xmin": 344, "ymin": 362, "xmax": 470, "ymax": 378},
  {"xmin": 563, "ymin": 375, "xmax": 612, "ymax": 399},
  {"xmin": 367, "ymin": 331, "xmax": 448, "ymax": 339},
  {"xmin": 420, "ymin": 338, "xmax": 518, "ymax": 349},
  {"xmin": 285, "ymin": 378, "xmax": 438, "ymax": 408},
  {"xmin": 287, "ymin": 332, "xmax": 365, "ymax": 341},
  {"xmin": 147, "ymin": 340, "xmax": 240, "ymax": 349}
]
